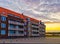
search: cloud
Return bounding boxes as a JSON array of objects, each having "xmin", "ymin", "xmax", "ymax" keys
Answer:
[{"xmin": 0, "ymin": 0, "xmax": 60, "ymax": 22}]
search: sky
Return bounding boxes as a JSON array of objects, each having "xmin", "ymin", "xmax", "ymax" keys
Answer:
[
  {"xmin": 0, "ymin": 0, "xmax": 60, "ymax": 22},
  {"xmin": 0, "ymin": 0, "xmax": 60, "ymax": 32},
  {"xmin": 45, "ymin": 22, "xmax": 60, "ymax": 32}
]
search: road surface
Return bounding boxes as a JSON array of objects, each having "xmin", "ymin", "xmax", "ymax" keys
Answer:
[{"xmin": 0, "ymin": 37, "xmax": 60, "ymax": 44}]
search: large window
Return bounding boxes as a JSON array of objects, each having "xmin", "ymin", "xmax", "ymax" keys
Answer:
[
  {"xmin": 8, "ymin": 30, "xmax": 16, "ymax": 34},
  {"xmin": 1, "ymin": 30, "xmax": 6, "ymax": 35},
  {"xmin": 1, "ymin": 23, "xmax": 6, "ymax": 28},
  {"xmin": 9, "ymin": 24, "xmax": 15, "ymax": 28},
  {"xmin": 1, "ymin": 16, "xmax": 6, "ymax": 21}
]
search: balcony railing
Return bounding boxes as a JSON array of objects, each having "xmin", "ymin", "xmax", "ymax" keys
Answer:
[
  {"xmin": 39, "ymin": 32, "xmax": 45, "ymax": 34},
  {"xmin": 31, "ymin": 22, "xmax": 39, "ymax": 25},
  {"xmin": 39, "ymin": 29, "xmax": 45, "ymax": 31},
  {"xmin": 8, "ymin": 34, "xmax": 24, "ymax": 36},
  {"xmin": 39, "ymin": 24, "xmax": 45, "ymax": 28},
  {"xmin": 32, "ymin": 30, "xmax": 39, "ymax": 32},
  {"xmin": 32, "ymin": 34, "xmax": 39, "ymax": 36},
  {"xmin": 32, "ymin": 25, "xmax": 39, "ymax": 28},
  {"xmin": 16, "ymin": 34, "xmax": 24, "ymax": 36},
  {"xmin": 8, "ymin": 20, "xmax": 24, "ymax": 25},
  {"xmin": 8, "ymin": 34, "xmax": 16, "ymax": 36}
]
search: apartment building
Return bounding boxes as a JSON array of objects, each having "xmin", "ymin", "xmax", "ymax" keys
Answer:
[{"xmin": 0, "ymin": 7, "xmax": 45, "ymax": 38}]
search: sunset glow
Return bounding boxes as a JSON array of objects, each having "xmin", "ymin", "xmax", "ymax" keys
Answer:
[{"xmin": 45, "ymin": 23, "xmax": 60, "ymax": 32}]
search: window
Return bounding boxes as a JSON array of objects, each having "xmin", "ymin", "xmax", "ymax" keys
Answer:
[
  {"xmin": 9, "ymin": 24, "xmax": 15, "ymax": 28},
  {"xmin": 27, "ymin": 18, "xmax": 30, "ymax": 21},
  {"xmin": 18, "ymin": 31, "xmax": 23, "ymax": 34},
  {"xmin": 32, "ymin": 28, "xmax": 38, "ymax": 30},
  {"xmin": 1, "ymin": 23, "xmax": 6, "ymax": 28},
  {"xmin": 32, "ymin": 32, "xmax": 38, "ymax": 34},
  {"xmin": 32, "ymin": 24, "xmax": 38, "ymax": 26},
  {"xmin": 1, "ymin": 16, "xmax": 6, "ymax": 21},
  {"xmin": 24, "ymin": 22, "xmax": 27, "ymax": 26},
  {"xmin": 8, "ymin": 30, "xmax": 16, "ymax": 34},
  {"xmin": 19, "ymin": 25, "xmax": 23, "ymax": 28},
  {"xmin": 1, "ymin": 30, "xmax": 6, "ymax": 35},
  {"xmin": 16, "ymin": 26, "xmax": 19, "ymax": 28},
  {"xmin": 16, "ymin": 25, "xmax": 23, "ymax": 29}
]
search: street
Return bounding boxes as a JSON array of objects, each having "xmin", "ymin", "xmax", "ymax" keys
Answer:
[{"xmin": 0, "ymin": 37, "xmax": 60, "ymax": 44}]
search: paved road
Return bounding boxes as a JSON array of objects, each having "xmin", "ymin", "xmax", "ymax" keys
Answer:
[{"xmin": 0, "ymin": 37, "xmax": 60, "ymax": 44}]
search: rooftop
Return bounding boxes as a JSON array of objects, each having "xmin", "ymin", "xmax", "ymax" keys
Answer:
[{"xmin": 0, "ymin": 7, "xmax": 40, "ymax": 23}]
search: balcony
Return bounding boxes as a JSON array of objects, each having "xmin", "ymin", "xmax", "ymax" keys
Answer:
[
  {"xmin": 8, "ymin": 27, "xmax": 24, "ymax": 31},
  {"xmin": 8, "ymin": 30, "xmax": 24, "ymax": 36},
  {"xmin": 8, "ymin": 20, "xmax": 24, "ymax": 25}
]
